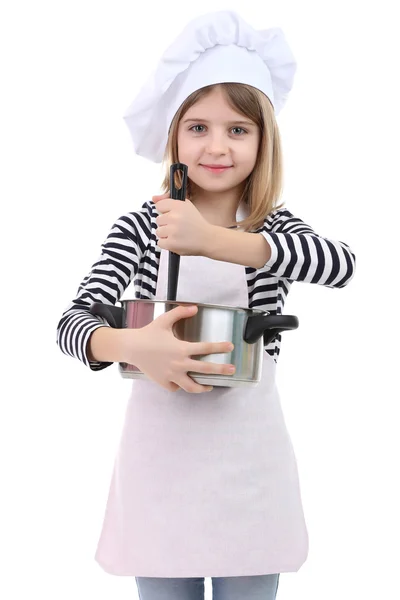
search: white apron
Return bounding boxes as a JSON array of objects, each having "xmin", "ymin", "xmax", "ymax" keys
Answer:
[{"xmin": 94, "ymin": 245, "xmax": 309, "ymax": 578}]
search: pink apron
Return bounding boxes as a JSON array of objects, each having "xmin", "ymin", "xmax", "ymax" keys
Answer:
[{"xmin": 94, "ymin": 234, "xmax": 309, "ymax": 578}]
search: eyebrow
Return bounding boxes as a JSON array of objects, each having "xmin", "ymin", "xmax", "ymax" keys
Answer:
[{"xmin": 183, "ymin": 118, "xmax": 255, "ymax": 126}]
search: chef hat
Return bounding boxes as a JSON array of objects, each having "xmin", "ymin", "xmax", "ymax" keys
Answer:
[{"xmin": 123, "ymin": 10, "xmax": 297, "ymax": 163}]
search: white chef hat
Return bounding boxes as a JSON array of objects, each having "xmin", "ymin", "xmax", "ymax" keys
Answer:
[{"xmin": 123, "ymin": 10, "xmax": 297, "ymax": 164}]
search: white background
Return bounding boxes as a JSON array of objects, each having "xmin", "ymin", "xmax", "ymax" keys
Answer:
[{"xmin": 1, "ymin": 1, "xmax": 399, "ymax": 598}]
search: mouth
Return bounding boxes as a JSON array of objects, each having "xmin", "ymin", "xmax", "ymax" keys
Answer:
[{"xmin": 200, "ymin": 165, "xmax": 233, "ymax": 173}]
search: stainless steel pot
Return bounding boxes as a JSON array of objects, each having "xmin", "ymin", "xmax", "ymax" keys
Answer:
[
  {"xmin": 90, "ymin": 299, "xmax": 298, "ymax": 387},
  {"xmin": 90, "ymin": 163, "xmax": 299, "ymax": 387}
]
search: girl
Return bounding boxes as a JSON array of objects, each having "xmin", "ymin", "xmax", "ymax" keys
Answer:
[{"xmin": 56, "ymin": 10, "xmax": 356, "ymax": 600}]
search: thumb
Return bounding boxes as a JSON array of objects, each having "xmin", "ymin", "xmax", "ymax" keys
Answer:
[{"xmin": 163, "ymin": 304, "xmax": 197, "ymax": 327}]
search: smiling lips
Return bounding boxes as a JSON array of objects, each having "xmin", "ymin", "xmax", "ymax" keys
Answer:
[{"xmin": 201, "ymin": 164, "xmax": 232, "ymax": 173}]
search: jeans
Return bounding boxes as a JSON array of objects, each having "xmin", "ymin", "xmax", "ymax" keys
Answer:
[{"xmin": 135, "ymin": 574, "xmax": 280, "ymax": 599}]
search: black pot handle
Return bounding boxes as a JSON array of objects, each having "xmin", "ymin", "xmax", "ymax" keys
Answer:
[
  {"xmin": 244, "ymin": 314, "xmax": 299, "ymax": 346},
  {"xmin": 90, "ymin": 302, "xmax": 123, "ymax": 329}
]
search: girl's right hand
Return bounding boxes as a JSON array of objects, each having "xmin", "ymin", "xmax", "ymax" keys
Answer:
[{"xmin": 120, "ymin": 304, "xmax": 235, "ymax": 393}]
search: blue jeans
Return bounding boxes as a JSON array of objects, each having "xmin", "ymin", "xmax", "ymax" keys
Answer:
[{"xmin": 135, "ymin": 574, "xmax": 280, "ymax": 599}]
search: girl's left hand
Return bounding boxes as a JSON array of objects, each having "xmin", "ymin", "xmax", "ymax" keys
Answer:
[{"xmin": 153, "ymin": 192, "xmax": 213, "ymax": 256}]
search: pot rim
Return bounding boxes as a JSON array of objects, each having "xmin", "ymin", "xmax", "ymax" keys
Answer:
[{"xmin": 119, "ymin": 298, "xmax": 269, "ymax": 314}]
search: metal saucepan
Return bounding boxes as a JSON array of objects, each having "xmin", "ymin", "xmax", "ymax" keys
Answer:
[{"xmin": 90, "ymin": 163, "xmax": 299, "ymax": 387}]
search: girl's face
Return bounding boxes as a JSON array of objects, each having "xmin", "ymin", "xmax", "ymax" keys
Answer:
[{"xmin": 177, "ymin": 86, "xmax": 260, "ymax": 198}]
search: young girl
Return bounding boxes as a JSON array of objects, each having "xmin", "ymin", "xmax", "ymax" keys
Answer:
[{"xmin": 56, "ymin": 10, "xmax": 356, "ymax": 600}]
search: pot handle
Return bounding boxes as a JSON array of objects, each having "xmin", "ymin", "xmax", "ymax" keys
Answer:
[
  {"xmin": 243, "ymin": 314, "xmax": 299, "ymax": 345},
  {"xmin": 89, "ymin": 302, "xmax": 123, "ymax": 329}
]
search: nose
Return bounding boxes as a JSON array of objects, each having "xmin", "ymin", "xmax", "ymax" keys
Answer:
[{"xmin": 204, "ymin": 132, "xmax": 229, "ymax": 154}]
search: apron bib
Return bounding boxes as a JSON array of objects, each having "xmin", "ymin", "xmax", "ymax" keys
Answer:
[{"xmin": 94, "ymin": 234, "xmax": 309, "ymax": 578}]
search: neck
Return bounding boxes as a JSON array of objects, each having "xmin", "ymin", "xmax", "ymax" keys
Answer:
[{"xmin": 190, "ymin": 185, "xmax": 245, "ymax": 228}]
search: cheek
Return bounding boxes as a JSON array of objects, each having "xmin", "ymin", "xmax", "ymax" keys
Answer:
[
  {"xmin": 241, "ymin": 142, "xmax": 259, "ymax": 166},
  {"xmin": 236, "ymin": 146, "xmax": 255, "ymax": 164},
  {"xmin": 177, "ymin": 140, "xmax": 198, "ymax": 163}
]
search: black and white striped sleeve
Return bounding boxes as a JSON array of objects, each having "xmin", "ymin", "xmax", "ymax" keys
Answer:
[
  {"xmin": 56, "ymin": 203, "xmax": 152, "ymax": 371},
  {"xmin": 259, "ymin": 208, "xmax": 356, "ymax": 288}
]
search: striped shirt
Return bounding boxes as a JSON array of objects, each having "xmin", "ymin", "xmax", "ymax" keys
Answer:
[{"xmin": 56, "ymin": 200, "xmax": 356, "ymax": 370}]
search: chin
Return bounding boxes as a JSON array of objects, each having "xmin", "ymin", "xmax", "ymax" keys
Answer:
[{"xmin": 194, "ymin": 181, "xmax": 232, "ymax": 193}]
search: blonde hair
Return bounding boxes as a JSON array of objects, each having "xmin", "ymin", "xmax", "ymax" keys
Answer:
[{"xmin": 160, "ymin": 82, "xmax": 285, "ymax": 232}]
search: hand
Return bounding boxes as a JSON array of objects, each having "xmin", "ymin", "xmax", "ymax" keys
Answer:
[
  {"xmin": 121, "ymin": 304, "xmax": 236, "ymax": 393},
  {"xmin": 152, "ymin": 192, "xmax": 214, "ymax": 256}
]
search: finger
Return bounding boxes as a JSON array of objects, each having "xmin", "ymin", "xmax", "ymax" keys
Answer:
[
  {"xmin": 155, "ymin": 213, "xmax": 168, "ymax": 226},
  {"xmin": 152, "ymin": 192, "xmax": 170, "ymax": 203},
  {"xmin": 187, "ymin": 341, "xmax": 234, "ymax": 356},
  {"xmin": 156, "ymin": 238, "xmax": 167, "ymax": 250},
  {"xmin": 155, "ymin": 225, "xmax": 168, "ymax": 238},
  {"xmin": 166, "ymin": 381, "xmax": 180, "ymax": 392},
  {"xmin": 187, "ymin": 359, "xmax": 236, "ymax": 376},
  {"xmin": 156, "ymin": 199, "xmax": 184, "ymax": 215},
  {"xmin": 177, "ymin": 375, "xmax": 213, "ymax": 394},
  {"xmin": 164, "ymin": 305, "xmax": 198, "ymax": 328},
  {"xmin": 153, "ymin": 199, "xmax": 173, "ymax": 214}
]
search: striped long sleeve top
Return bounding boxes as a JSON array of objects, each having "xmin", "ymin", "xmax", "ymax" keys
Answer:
[{"xmin": 56, "ymin": 200, "xmax": 356, "ymax": 371}]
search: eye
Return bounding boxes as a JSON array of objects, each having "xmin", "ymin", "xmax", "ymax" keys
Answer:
[
  {"xmin": 231, "ymin": 127, "xmax": 247, "ymax": 135},
  {"xmin": 188, "ymin": 125, "xmax": 248, "ymax": 135},
  {"xmin": 189, "ymin": 125, "xmax": 206, "ymax": 133}
]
